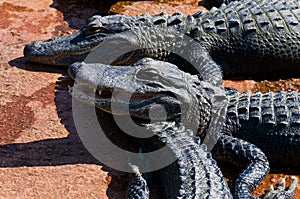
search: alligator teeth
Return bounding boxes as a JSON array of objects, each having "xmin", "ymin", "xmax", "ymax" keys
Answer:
[
  {"xmin": 92, "ymin": 87, "xmax": 96, "ymax": 93},
  {"xmin": 68, "ymin": 85, "xmax": 73, "ymax": 93},
  {"xmin": 98, "ymin": 90, "xmax": 102, "ymax": 96}
]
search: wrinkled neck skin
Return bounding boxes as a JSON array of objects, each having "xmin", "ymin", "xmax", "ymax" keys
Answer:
[
  {"xmin": 118, "ymin": 69, "xmax": 212, "ymax": 135},
  {"xmin": 184, "ymin": 79, "xmax": 212, "ymax": 135},
  {"xmin": 121, "ymin": 74, "xmax": 213, "ymax": 136}
]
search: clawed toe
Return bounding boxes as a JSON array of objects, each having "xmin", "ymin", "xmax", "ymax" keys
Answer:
[{"xmin": 262, "ymin": 177, "xmax": 298, "ymax": 199}]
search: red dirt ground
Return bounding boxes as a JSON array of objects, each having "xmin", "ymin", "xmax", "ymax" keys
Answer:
[{"xmin": 0, "ymin": 0, "xmax": 299, "ymax": 198}]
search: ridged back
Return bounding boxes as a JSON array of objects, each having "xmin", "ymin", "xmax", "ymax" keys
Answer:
[
  {"xmin": 196, "ymin": 0, "xmax": 300, "ymax": 35},
  {"xmin": 131, "ymin": 0, "xmax": 300, "ymax": 77},
  {"xmin": 226, "ymin": 88, "xmax": 300, "ymax": 127},
  {"xmin": 136, "ymin": 0, "xmax": 300, "ymax": 35},
  {"xmin": 225, "ymin": 88, "xmax": 300, "ymax": 166},
  {"xmin": 191, "ymin": 0, "xmax": 300, "ymax": 68}
]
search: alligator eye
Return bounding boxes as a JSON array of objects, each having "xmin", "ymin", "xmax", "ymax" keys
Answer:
[
  {"xmin": 137, "ymin": 68, "xmax": 160, "ymax": 80},
  {"xmin": 84, "ymin": 24, "xmax": 102, "ymax": 36}
]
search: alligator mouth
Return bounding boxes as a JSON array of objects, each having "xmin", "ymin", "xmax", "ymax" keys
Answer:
[
  {"xmin": 96, "ymin": 88, "xmax": 113, "ymax": 99},
  {"xmin": 69, "ymin": 84, "xmax": 167, "ymax": 114},
  {"xmin": 23, "ymin": 31, "xmax": 108, "ymax": 66},
  {"xmin": 95, "ymin": 87, "xmax": 159, "ymax": 102}
]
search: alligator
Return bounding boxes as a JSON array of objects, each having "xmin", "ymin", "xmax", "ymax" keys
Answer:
[
  {"xmin": 24, "ymin": 0, "xmax": 300, "ymax": 84},
  {"xmin": 68, "ymin": 58, "xmax": 298, "ymax": 198},
  {"xmin": 126, "ymin": 121, "xmax": 232, "ymax": 199}
]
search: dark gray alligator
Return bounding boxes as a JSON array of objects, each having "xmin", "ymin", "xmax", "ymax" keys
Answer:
[
  {"xmin": 68, "ymin": 58, "xmax": 298, "ymax": 198},
  {"xmin": 24, "ymin": 0, "xmax": 300, "ymax": 84},
  {"xmin": 127, "ymin": 121, "xmax": 232, "ymax": 199}
]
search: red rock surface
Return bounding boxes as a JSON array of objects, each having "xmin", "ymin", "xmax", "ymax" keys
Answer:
[{"xmin": 0, "ymin": 0, "xmax": 299, "ymax": 198}]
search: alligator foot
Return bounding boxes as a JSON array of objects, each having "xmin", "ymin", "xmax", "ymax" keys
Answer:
[{"xmin": 261, "ymin": 177, "xmax": 298, "ymax": 199}]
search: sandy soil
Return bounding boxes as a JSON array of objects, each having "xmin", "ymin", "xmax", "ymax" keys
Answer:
[{"xmin": 0, "ymin": 0, "xmax": 299, "ymax": 198}]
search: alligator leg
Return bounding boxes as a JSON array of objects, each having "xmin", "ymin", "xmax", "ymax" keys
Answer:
[
  {"xmin": 212, "ymin": 134, "xmax": 296, "ymax": 199},
  {"xmin": 262, "ymin": 177, "xmax": 298, "ymax": 199}
]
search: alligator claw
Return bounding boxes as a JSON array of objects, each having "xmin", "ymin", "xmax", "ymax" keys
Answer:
[
  {"xmin": 262, "ymin": 177, "xmax": 298, "ymax": 199},
  {"xmin": 127, "ymin": 164, "xmax": 150, "ymax": 199}
]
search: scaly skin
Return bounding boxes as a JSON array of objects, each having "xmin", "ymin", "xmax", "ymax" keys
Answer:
[
  {"xmin": 218, "ymin": 88, "xmax": 300, "ymax": 167},
  {"xmin": 68, "ymin": 58, "xmax": 298, "ymax": 198},
  {"xmin": 127, "ymin": 122, "xmax": 232, "ymax": 199},
  {"xmin": 24, "ymin": 0, "xmax": 300, "ymax": 83}
]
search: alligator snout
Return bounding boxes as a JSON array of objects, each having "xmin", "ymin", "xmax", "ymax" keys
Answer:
[
  {"xmin": 23, "ymin": 40, "xmax": 60, "ymax": 65},
  {"xmin": 68, "ymin": 62, "xmax": 82, "ymax": 80},
  {"xmin": 23, "ymin": 41, "xmax": 44, "ymax": 60}
]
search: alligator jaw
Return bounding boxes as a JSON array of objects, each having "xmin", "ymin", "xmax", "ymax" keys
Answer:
[
  {"xmin": 23, "ymin": 14, "xmax": 132, "ymax": 66},
  {"xmin": 69, "ymin": 82, "xmax": 176, "ymax": 118},
  {"xmin": 23, "ymin": 31, "xmax": 102, "ymax": 66}
]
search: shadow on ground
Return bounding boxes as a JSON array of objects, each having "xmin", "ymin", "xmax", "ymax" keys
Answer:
[
  {"xmin": 9, "ymin": 57, "xmax": 67, "ymax": 74},
  {"xmin": 3, "ymin": 59, "xmax": 136, "ymax": 198}
]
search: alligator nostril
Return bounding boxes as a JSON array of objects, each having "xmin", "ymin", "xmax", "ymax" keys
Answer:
[
  {"xmin": 45, "ymin": 38, "xmax": 55, "ymax": 42},
  {"xmin": 68, "ymin": 62, "xmax": 83, "ymax": 80},
  {"xmin": 23, "ymin": 41, "xmax": 42, "ymax": 58},
  {"xmin": 23, "ymin": 42, "xmax": 34, "ymax": 58},
  {"xmin": 30, "ymin": 41, "xmax": 41, "ymax": 48}
]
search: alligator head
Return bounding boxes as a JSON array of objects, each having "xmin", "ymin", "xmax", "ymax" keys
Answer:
[
  {"xmin": 68, "ymin": 58, "xmax": 212, "ymax": 134},
  {"xmin": 24, "ymin": 14, "xmax": 137, "ymax": 66}
]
